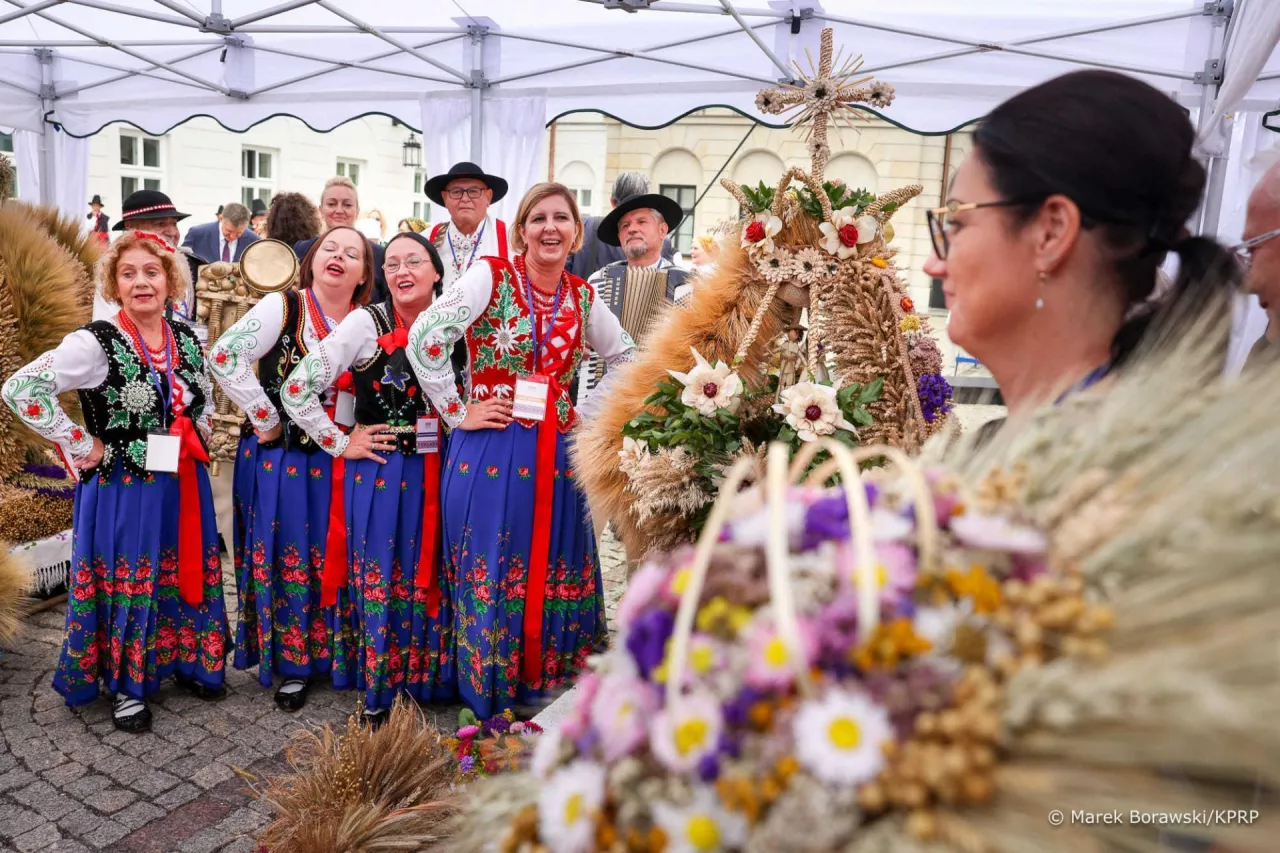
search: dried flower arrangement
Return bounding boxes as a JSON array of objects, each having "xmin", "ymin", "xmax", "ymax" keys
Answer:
[
  {"xmin": 448, "ymin": 708, "xmax": 545, "ymax": 780},
  {"xmin": 575, "ymin": 28, "xmax": 951, "ymax": 564},
  {"xmin": 446, "ymin": 315, "xmax": 1280, "ymax": 853}
]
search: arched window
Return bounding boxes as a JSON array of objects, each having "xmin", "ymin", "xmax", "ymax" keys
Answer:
[
  {"xmin": 652, "ymin": 148, "xmax": 702, "ymax": 254},
  {"xmin": 731, "ymin": 150, "xmax": 785, "ymax": 195},
  {"xmin": 560, "ymin": 160, "xmax": 597, "ymax": 215},
  {"xmin": 826, "ymin": 153, "xmax": 879, "ymax": 196}
]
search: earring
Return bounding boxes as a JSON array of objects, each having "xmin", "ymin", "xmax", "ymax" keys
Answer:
[{"xmin": 1036, "ymin": 270, "xmax": 1047, "ymax": 310}]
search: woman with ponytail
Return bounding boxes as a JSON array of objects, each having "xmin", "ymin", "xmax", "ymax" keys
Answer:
[{"xmin": 924, "ymin": 69, "xmax": 1241, "ymax": 418}]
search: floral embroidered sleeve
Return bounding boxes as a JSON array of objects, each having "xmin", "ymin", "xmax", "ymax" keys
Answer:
[
  {"xmin": 208, "ymin": 292, "xmax": 285, "ymax": 430},
  {"xmin": 280, "ymin": 309, "xmax": 377, "ymax": 457},
  {"xmin": 1, "ymin": 330, "xmax": 108, "ymax": 463},
  {"xmin": 576, "ymin": 286, "xmax": 638, "ymax": 422},
  {"xmin": 407, "ymin": 261, "xmax": 491, "ymax": 429}
]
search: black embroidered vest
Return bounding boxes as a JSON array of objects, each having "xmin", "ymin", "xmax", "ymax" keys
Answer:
[
  {"xmin": 77, "ymin": 319, "xmax": 207, "ymax": 481},
  {"xmin": 253, "ymin": 289, "xmax": 324, "ymax": 453},
  {"xmin": 353, "ymin": 302, "xmax": 435, "ymax": 455}
]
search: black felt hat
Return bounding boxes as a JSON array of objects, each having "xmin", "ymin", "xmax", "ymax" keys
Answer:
[
  {"xmin": 250, "ymin": 198, "xmax": 268, "ymax": 216},
  {"xmin": 424, "ymin": 161, "xmax": 508, "ymax": 206},
  {"xmin": 88, "ymin": 194, "xmax": 103, "ymax": 206},
  {"xmin": 598, "ymin": 193, "xmax": 684, "ymax": 247},
  {"xmin": 113, "ymin": 189, "xmax": 190, "ymax": 231}
]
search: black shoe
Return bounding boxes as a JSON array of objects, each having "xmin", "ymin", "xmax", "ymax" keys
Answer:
[
  {"xmin": 274, "ymin": 679, "xmax": 310, "ymax": 712},
  {"xmin": 111, "ymin": 697, "xmax": 152, "ymax": 733},
  {"xmin": 174, "ymin": 672, "xmax": 227, "ymax": 701},
  {"xmin": 364, "ymin": 708, "xmax": 388, "ymax": 730}
]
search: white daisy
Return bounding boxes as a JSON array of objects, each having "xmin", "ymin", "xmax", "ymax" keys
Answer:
[
  {"xmin": 754, "ymin": 247, "xmax": 795, "ymax": 285},
  {"xmin": 772, "ymin": 381, "xmax": 857, "ymax": 442},
  {"xmin": 530, "ymin": 726, "xmax": 565, "ymax": 780},
  {"xmin": 537, "ymin": 760, "xmax": 606, "ymax": 853},
  {"xmin": 668, "ymin": 348, "xmax": 744, "ymax": 417},
  {"xmin": 951, "ymin": 512, "xmax": 1048, "ymax": 556},
  {"xmin": 652, "ymin": 786, "xmax": 748, "ymax": 853},
  {"xmin": 650, "ymin": 690, "xmax": 723, "ymax": 773},
  {"xmin": 741, "ymin": 211, "xmax": 783, "ymax": 256},
  {"xmin": 793, "ymin": 688, "xmax": 894, "ymax": 786}
]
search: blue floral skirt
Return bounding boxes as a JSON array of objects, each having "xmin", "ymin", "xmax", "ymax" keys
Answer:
[
  {"xmin": 442, "ymin": 424, "xmax": 605, "ymax": 718},
  {"xmin": 346, "ymin": 452, "xmax": 455, "ymax": 711},
  {"xmin": 231, "ymin": 436, "xmax": 356, "ymax": 688},
  {"xmin": 56, "ymin": 459, "xmax": 230, "ymax": 707}
]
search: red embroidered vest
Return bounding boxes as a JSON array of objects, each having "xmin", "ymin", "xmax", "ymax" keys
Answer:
[{"xmin": 465, "ymin": 256, "xmax": 593, "ymax": 433}]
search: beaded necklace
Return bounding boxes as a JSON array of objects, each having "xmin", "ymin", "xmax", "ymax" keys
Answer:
[{"xmin": 117, "ymin": 310, "xmax": 176, "ymax": 368}]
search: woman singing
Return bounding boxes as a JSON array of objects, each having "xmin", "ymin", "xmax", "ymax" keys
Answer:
[
  {"xmin": 2, "ymin": 231, "xmax": 230, "ymax": 732},
  {"xmin": 407, "ymin": 182, "xmax": 636, "ymax": 718},
  {"xmin": 209, "ymin": 226, "xmax": 374, "ymax": 711},
  {"xmin": 281, "ymin": 232, "xmax": 455, "ymax": 725}
]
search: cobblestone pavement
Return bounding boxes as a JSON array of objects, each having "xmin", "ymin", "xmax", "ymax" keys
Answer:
[{"xmin": 0, "ymin": 532, "xmax": 630, "ymax": 853}]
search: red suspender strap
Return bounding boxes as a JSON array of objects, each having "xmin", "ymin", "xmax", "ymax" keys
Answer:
[{"xmin": 496, "ymin": 219, "xmax": 508, "ymax": 259}]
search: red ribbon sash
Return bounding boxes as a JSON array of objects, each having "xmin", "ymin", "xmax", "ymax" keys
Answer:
[
  {"xmin": 521, "ymin": 375, "xmax": 563, "ymax": 684},
  {"xmin": 173, "ymin": 416, "xmax": 209, "ymax": 606},
  {"xmin": 417, "ymin": 425, "xmax": 442, "ymax": 619},
  {"xmin": 319, "ymin": 369, "xmax": 354, "ymax": 609},
  {"xmin": 377, "ymin": 327, "xmax": 409, "ymax": 354}
]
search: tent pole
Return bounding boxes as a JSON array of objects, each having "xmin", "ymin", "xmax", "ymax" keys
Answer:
[
  {"xmin": 36, "ymin": 48, "xmax": 55, "ymax": 208},
  {"xmin": 470, "ymin": 26, "xmax": 485, "ymax": 163},
  {"xmin": 1194, "ymin": 2, "xmax": 1233, "ymax": 237}
]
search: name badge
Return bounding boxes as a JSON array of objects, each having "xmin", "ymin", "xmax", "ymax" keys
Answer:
[
  {"xmin": 193, "ymin": 325, "xmax": 209, "ymax": 348},
  {"xmin": 333, "ymin": 391, "xmax": 357, "ymax": 428},
  {"xmin": 416, "ymin": 416, "xmax": 439, "ymax": 454},
  {"xmin": 512, "ymin": 374, "xmax": 550, "ymax": 422},
  {"xmin": 145, "ymin": 432, "xmax": 181, "ymax": 473}
]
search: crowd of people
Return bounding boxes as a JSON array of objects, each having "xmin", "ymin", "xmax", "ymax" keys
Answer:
[{"xmin": 2, "ymin": 69, "xmax": 1275, "ymax": 747}]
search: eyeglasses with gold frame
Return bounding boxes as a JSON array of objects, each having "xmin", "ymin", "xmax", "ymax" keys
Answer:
[{"xmin": 926, "ymin": 199, "xmax": 1027, "ymax": 260}]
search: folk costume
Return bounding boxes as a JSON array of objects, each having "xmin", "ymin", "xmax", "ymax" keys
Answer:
[
  {"xmin": 407, "ymin": 254, "xmax": 636, "ymax": 717},
  {"xmin": 281, "ymin": 300, "xmax": 454, "ymax": 713},
  {"xmin": 87, "ymin": 195, "xmax": 109, "ymax": 246},
  {"xmin": 1, "ymin": 313, "xmax": 230, "ymax": 721},
  {"xmin": 577, "ymin": 193, "xmax": 687, "ymax": 410},
  {"xmin": 208, "ymin": 289, "xmax": 357, "ymax": 706},
  {"xmin": 425, "ymin": 162, "xmax": 511, "ymax": 290}
]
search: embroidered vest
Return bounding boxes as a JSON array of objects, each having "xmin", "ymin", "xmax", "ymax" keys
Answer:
[
  {"xmin": 465, "ymin": 256, "xmax": 593, "ymax": 433},
  {"xmin": 353, "ymin": 301, "xmax": 437, "ymax": 455},
  {"xmin": 255, "ymin": 290, "xmax": 324, "ymax": 453},
  {"xmin": 77, "ymin": 320, "xmax": 207, "ymax": 480}
]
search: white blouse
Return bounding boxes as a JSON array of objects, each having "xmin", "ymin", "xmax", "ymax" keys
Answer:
[
  {"xmin": 207, "ymin": 290, "xmax": 342, "ymax": 432},
  {"xmin": 1, "ymin": 318, "xmax": 213, "ymax": 465},
  {"xmin": 279, "ymin": 308, "xmax": 383, "ymax": 457},
  {"xmin": 406, "ymin": 259, "xmax": 636, "ymax": 429}
]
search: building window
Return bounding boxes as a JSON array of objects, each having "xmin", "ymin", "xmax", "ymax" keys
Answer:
[
  {"xmin": 570, "ymin": 187, "xmax": 593, "ymax": 213},
  {"xmin": 412, "ymin": 169, "xmax": 430, "ymax": 221},
  {"xmin": 0, "ymin": 132, "xmax": 14, "ymax": 195},
  {"xmin": 120, "ymin": 132, "xmax": 162, "ymax": 200},
  {"xmin": 241, "ymin": 147, "xmax": 275, "ymax": 208},
  {"xmin": 336, "ymin": 158, "xmax": 362, "ymax": 187},
  {"xmin": 659, "ymin": 184, "xmax": 696, "ymax": 254}
]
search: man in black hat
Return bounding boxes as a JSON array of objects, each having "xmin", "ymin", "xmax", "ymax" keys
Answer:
[
  {"xmin": 250, "ymin": 198, "xmax": 268, "ymax": 236},
  {"xmin": 87, "ymin": 195, "xmax": 109, "ymax": 246},
  {"xmin": 577, "ymin": 193, "xmax": 688, "ymax": 407},
  {"xmin": 566, "ymin": 171, "xmax": 675, "ymax": 281},
  {"xmin": 425, "ymin": 161, "xmax": 510, "ymax": 289},
  {"xmin": 94, "ymin": 189, "xmax": 205, "ymax": 328}
]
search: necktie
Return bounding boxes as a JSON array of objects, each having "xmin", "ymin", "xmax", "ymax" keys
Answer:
[{"xmin": 221, "ymin": 240, "xmax": 230, "ymax": 263}]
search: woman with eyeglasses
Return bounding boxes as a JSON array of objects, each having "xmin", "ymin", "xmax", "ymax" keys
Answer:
[
  {"xmin": 924, "ymin": 70, "xmax": 1240, "ymax": 420},
  {"xmin": 279, "ymin": 233, "xmax": 455, "ymax": 725},
  {"xmin": 209, "ymin": 226, "xmax": 375, "ymax": 712}
]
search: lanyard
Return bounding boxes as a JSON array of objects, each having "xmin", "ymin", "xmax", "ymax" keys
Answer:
[
  {"xmin": 448, "ymin": 219, "xmax": 486, "ymax": 274},
  {"xmin": 1055, "ymin": 363, "xmax": 1110, "ymax": 405},
  {"xmin": 138, "ymin": 323, "xmax": 177, "ymax": 421},
  {"xmin": 306, "ymin": 289, "xmax": 339, "ymax": 339},
  {"xmin": 523, "ymin": 271, "xmax": 565, "ymax": 373}
]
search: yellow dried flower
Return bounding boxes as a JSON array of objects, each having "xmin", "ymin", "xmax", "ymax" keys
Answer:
[
  {"xmin": 852, "ymin": 619, "xmax": 933, "ymax": 670},
  {"xmin": 946, "ymin": 565, "xmax": 1002, "ymax": 614},
  {"xmin": 871, "ymin": 257, "xmax": 888, "ymax": 268},
  {"xmin": 899, "ymin": 315, "xmax": 921, "ymax": 333},
  {"xmin": 696, "ymin": 596, "xmax": 753, "ymax": 636}
]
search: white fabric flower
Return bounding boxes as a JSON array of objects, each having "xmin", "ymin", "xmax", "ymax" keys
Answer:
[
  {"xmin": 854, "ymin": 215, "xmax": 880, "ymax": 245},
  {"xmin": 668, "ymin": 348, "xmax": 744, "ymax": 417},
  {"xmin": 793, "ymin": 688, "xmax": 894, "ymax": 786},
  {"xmin": 792, "ymin": 247, "xmax": 825, "ymax": 286},
  {"xmin": 652, "ymin": 786, "xmax": 748, "ymax": 853},
  {"xmin": 754, "ymin": 246, "xmax": 795, "ymax": 285},
  {"xmin": 619, "ymin": 436, "xmax": 650, "ymax": 463},
  {"xmin": 818, "ymin": 208, "xmax": 860, "ymax": 260},
  {"xmin": 537, "ymin": 760, "xmax": 607, "ymax": 853},
  {"xmin": 741, "ymin": 211, "xmax": 783, "ymax": 256},
  {"xmin": 773, "ymin": 381, "xmax": 856, "ymax": 442},
  {"xmin": 650, "ymin": 690, "xmax": 723, "ymax": 773}
]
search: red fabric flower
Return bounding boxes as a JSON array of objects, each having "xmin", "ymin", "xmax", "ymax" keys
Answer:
[
  {"xmin": 372, "ymin": 381, "xmax": 381, "ymax": 391},
  {"xmin": 744, "ymin": 221, "xmax": 766, "ymax": 243},
  {"xmin": 901, "ymin": 296, "xmax": 915, "ymax": 313},
  {"xmin": 838, "ymin": 224, "xmax": 860, "ymax": 247}
]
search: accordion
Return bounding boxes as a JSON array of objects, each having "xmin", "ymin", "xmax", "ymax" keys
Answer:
[{"xmin": 585, "ymin": 263, "xmax": 688, "ymax": 392}]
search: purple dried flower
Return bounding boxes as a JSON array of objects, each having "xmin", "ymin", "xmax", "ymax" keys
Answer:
[
  {"xmin": 626, "ymin": 607, "xmax": 675, "ymax": 678},
  {"xmin": 21, "ymin": 462, "xmax": 69, "ymax": 480},
  {"xmin": 722, "ymin": 687, "xmax": 764, "ymax": 727},
  {"xmin": 917, "ymin": 373, "xmax": 953, "ymax": 423},
  {"xmin": 717, "ymin": 730, "xmax": 742, "ymax": 759},
  {"xmin": 800, "ymin": 484, "xmax": 879, "ymax": 550},
  {"xmin": 459, "ymin": 755, "xmax": 475, "ymax": 773},
  {"xmin": 696, "ymin": 753, "xmax": 721, "ymax": 782}
]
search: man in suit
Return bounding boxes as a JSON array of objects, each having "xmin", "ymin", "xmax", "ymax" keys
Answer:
[
  {"xmin": 566, "ymin": 171, "xmax": 676, "ymax": 281},
  {"xmin": 293, "ymin": 176, "xmax": 388, "ymax": 304},
  {"xmin": 183, "ymin": 201, "xmax": 259, "ymax": 264}
]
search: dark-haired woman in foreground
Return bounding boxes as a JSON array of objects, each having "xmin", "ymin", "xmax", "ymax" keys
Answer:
[{"xmin": 925, "ymin": 69, "xmax": 1239, "ymax": 417}]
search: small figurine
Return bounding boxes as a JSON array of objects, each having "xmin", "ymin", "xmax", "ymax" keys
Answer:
[{"xmin": 776, "ymin": 325, "xmax": 806, "ymax": 399}]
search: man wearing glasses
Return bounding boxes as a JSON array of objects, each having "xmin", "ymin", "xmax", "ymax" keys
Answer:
[
  {"xmin": 1238, "ymin": 163, "xmax": 1280, "ymax": 365},
  {"xmin": 425, "ymin": 162, "xmax": 510, "ymax": 289}
]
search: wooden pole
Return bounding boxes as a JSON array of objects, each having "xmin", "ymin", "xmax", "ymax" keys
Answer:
[
  {"xmin": 548, "ymin": 120, "xmax": 557, "ymax": 182},
  {"xmin": 939, "ymin": 133, "xmax": 953, "ymax": 205}
]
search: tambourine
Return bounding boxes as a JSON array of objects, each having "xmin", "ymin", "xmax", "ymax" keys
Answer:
[{"xmin": 237, "ymin": 238, "xmax": 298, "ymax": 295}]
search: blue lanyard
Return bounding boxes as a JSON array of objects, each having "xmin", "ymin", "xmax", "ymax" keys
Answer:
[
  {"xmin": 307, "ymin": 289, "xmax": 338, "ymax": 334},
  {"xmin": 523, "ymin": 271, "xmax": 565, "ymax": 373},
  {"xmin": 1055, "ymin": 363, "xmax": 1110, "ymax": 405},
  {"xmin": 138, "ymin": 323, "xmax": 176, "ymax": 421},
  {"xmin": 448, "ymin": 220, "xmax": 486, "ymax": 273}
]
